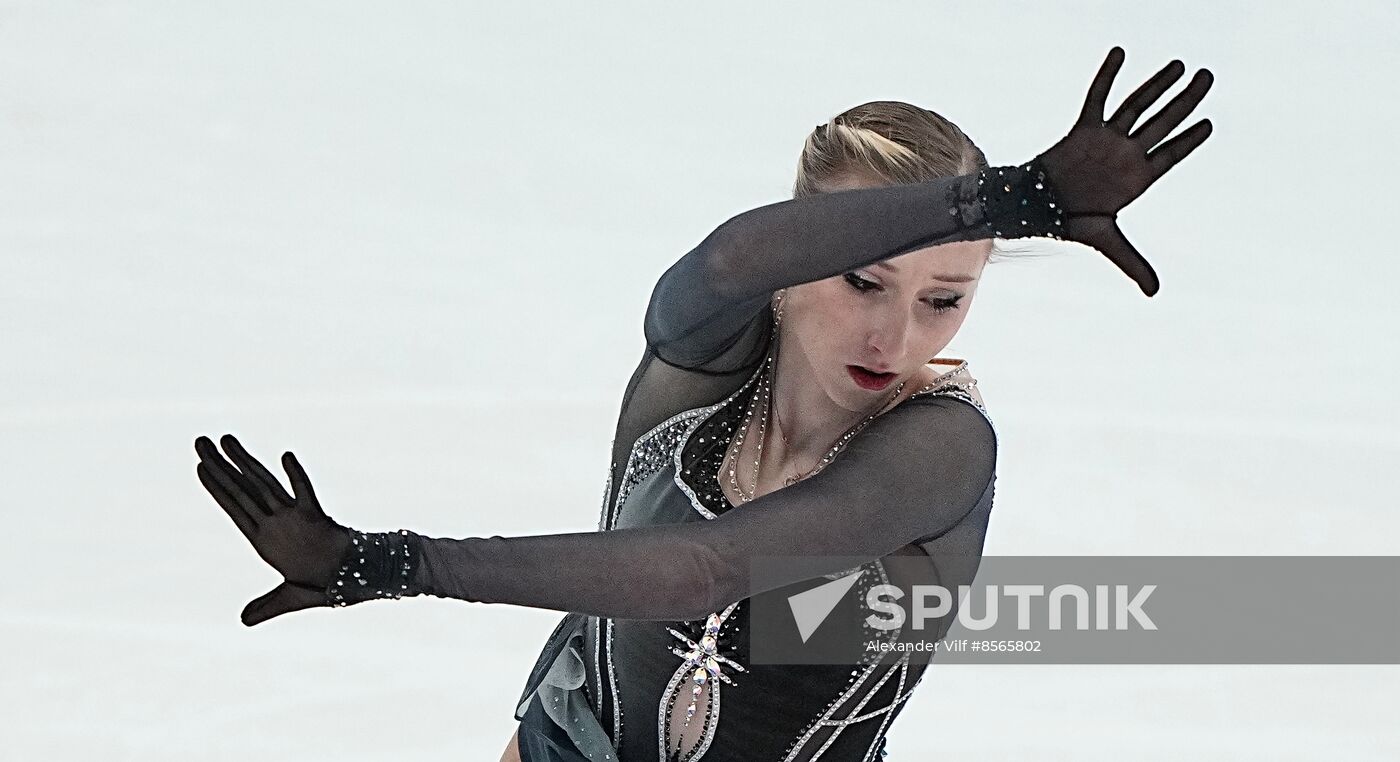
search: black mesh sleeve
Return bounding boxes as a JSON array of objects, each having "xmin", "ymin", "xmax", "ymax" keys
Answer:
[
  {"xmin": 405, "ymin": 393, "xmax": 995, "ymax": 621},
  {"xmin": 643, "ymin": 161, "xmax": 1061, "ymax": 372}
]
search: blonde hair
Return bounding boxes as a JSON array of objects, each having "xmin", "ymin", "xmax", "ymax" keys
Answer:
[{"xmin": 794, "ymin": 101, "xmax": 1032, "ymax": 263}]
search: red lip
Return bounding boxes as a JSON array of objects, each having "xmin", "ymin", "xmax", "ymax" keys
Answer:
[{"xmin": 847, "ymin": 365, "xmax": 896, "ymax": 391}]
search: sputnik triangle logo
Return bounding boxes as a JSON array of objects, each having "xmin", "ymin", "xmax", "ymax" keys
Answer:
[{"xmin": 787, "ymin": 569, "xmax": 866, "ymax": 643}]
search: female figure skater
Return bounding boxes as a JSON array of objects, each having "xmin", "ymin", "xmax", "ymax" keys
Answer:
[{"xmin": 194, "ymin": 48, "xmax": 1214, "ymax": 761}]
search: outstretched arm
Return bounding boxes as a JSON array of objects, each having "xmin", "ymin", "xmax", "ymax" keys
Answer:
[
  {"xmin": 410, "ymin": 394, "xmax": 996, "ymax": 621},
  {"xmin": 195, "ymin": 393, "xmax": 993, "ymax": 624}
]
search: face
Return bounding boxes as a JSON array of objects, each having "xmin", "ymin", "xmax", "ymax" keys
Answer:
[{"xmin": 779, "ymin": 175, "xmax": 991, "ymax": 412}]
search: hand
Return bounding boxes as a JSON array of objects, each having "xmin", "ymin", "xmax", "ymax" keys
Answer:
[
  {"xmin": 1037, "ymin": 47, "xmax": 1216, "ymax": 296},
  {"xmin": 195, "ymin": 434, "xmax": 353, "ymax": 626}
]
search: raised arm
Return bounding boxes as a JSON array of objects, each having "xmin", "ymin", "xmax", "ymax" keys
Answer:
[
  {"xmin": 645, "ymin": 46, "xmax": 1214, "ymax": 373},
  {"xmin": 195, "ymin": 393, "xmax": 993, "ymax": 624},
  {"xmin": 644, "ymin": 164, "xmax": 1055, "ymax": 373}
]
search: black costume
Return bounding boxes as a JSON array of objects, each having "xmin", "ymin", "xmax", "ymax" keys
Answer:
[
  {"xmin": 197, "ymin": 49, "xmax": 1218, "ymax": 761},
  {"xmin": 328, "ymin": 161, "xmax": 1062, "ymax": 761}
]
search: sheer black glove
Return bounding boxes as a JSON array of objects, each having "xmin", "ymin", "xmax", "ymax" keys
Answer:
[
  {"xmin": 1036, "ymin": 46, "xmax": 1215, "ymax": 296},
  {"xmin": 194, "ymin": 434, "xmax": 355, "ymax": 626}
]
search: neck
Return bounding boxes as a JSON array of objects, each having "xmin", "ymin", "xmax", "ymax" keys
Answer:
[{"xmin": 767, "ymin": 342, "xmax": 887, "ymax": 463}]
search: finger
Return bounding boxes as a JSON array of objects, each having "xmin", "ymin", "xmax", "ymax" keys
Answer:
[
  {"xmin": 1077, "ymin": 46, "xmax": 1126, "ymax": 127},
  {"xmin": 1147, "ymin": 118, "xmax": 1213, "ymax": 179},
  {"xmin": 281, "ymin": 451, "xmax": 322, "ymax": 510},
  {"xmin": 196, "ymin": 435, "xmax": 273, "ymax": 518},
  {"xmin": 197, "ymin": 462, "xmax": 260, "ymax": 537},
  {"xmin": 1069, "ymin": 215, "xmax": 1160, "ymax": 296},
  {"xmin": 1130, "ymin": 68, "xmax": 1214, "ymax": 148},
  {"xmin": 221, "ymin": 434, "xmax": 295, "ymax": 507},
  {"xmin": 241, "ymin": 581, "xmax": 326, "ymax": 627},
  {"xmin": 1108, "ymin": 59, "xmax": 1186, "ymax": 133}
]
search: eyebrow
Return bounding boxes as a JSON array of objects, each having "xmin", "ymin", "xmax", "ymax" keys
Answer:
[{"xmin": 870, "ymin": 260, "xmax": 976, "ymax": 283}]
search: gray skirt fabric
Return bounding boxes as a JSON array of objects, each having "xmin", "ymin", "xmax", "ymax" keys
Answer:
[{"xmin": 515, "ymin": 613, "xmax": 617, "ymax": 762}]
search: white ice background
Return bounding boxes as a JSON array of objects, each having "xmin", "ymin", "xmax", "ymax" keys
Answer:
[{"xmin": 2, "ymin": 1, "xmax": 1397, "ymax": 759}]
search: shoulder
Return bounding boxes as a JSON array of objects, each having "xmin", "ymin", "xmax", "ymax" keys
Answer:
[
  {"xmin": 906, "ymin": 358, "xmax": 985, "ymax": 408},
  {"xmin": 893, "ymin": 358, "xmax": 996, "ymax": 439}
]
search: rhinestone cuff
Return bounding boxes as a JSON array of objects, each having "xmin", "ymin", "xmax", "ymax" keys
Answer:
[
  {"xmin": 327, "ymin": 529, "xmax": 421, "ymax": 607},
  {"xmin": 975, "ymin": 158, "xmax": 1066, "ymax": 240}
]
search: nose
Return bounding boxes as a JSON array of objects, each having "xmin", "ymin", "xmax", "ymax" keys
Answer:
[{"xmin": 863, "ymin": 303, "xmax": 910, "ymax": 361}]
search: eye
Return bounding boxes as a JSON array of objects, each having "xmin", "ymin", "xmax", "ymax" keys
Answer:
[
  {"xmin": 924, "ymin": 296, "xmax": 962, "ymax": 314},
  {"xmin": 847, "ymin": 272, "xmax": 962, "ymax": 314},
  {"xmin": 843, "ymin": 272, "xmax": 880, "ymax": 292}
]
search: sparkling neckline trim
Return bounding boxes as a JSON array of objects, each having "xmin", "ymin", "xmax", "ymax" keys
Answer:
[
  {"xmin": 670, "ymin": 358, "xmax": 771, "ymax": 520},
  {"xmin": 672, "ymin": 357, "xmax": 980, "ymax": 522}
]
